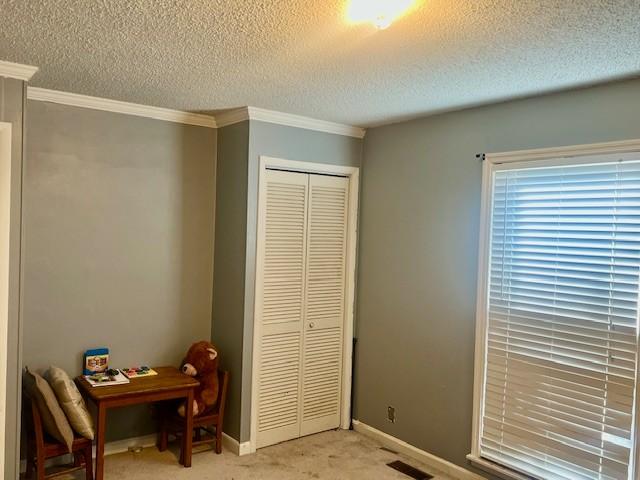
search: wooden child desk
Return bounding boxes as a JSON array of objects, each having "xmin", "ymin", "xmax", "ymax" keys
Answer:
[{"xmin": 76, "ymin": 366, "xmax": 199, "ymax": 480}]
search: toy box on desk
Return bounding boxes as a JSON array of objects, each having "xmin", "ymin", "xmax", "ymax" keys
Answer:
[{"xmin": 83, "ymin": 348, "xmax": 109, "ymax": 376}]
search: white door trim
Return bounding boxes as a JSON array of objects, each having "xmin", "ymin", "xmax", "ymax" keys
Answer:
[
  {"xmin": 0, "ymin": 122, "xmax": 13, "ymax": 476},
  {"xmin": 249, "ymin": 156, "xmax": 359, "ymax": 453}
]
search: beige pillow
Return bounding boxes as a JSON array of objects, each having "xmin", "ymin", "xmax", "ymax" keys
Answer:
[
  {"xmin": 46, "ymin": 366, "xmax": 95, "ymax": 440},
  {"xmin": 23, "ymin": 367, "xmax": 75, "ymax": 452}
]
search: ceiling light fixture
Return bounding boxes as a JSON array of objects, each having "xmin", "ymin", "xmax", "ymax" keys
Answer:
[{"xmin": 347, "ymin": 0, "xmax": 419, "ymax": 30}]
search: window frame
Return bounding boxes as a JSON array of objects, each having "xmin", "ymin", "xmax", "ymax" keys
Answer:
[{"xmin": 467, "ymin": 139, "xmax": 640, "ymax": 480}]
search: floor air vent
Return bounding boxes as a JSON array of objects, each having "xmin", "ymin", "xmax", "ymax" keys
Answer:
[{"xmin": 386, "ymin": 460, "xmax": 434, "ymax": 479}]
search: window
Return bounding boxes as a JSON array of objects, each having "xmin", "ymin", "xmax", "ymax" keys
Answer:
[{"xmin": 470, "ymin": 142, "xmax": 640, "ymax": 480}]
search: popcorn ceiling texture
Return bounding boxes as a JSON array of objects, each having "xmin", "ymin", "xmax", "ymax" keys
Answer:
[{"xmin": 1, "ymin": 0, "xmax": 639, "ymax": 127}]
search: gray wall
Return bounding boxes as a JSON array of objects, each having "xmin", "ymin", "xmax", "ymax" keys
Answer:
[
  {"xmin": 23, "ymin": 100, "xmax": 217, "ymax": 441},
  {"xmin": 354, "ymin": 77, "xmax": 640, "ymax": 475},
  {"xmin": 211, "ymin": 120, "xmax": 363, "ymax": 442},
  {"xmin": 211, "ymin": 121, "xmax": 250, "ymax": 440},
  {"xmin": 1, "ymin": 76, "xmax": 25, "ymax": 480}
]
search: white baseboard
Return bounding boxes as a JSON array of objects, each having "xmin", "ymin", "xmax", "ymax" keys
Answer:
[
  {"xmin": 20, "ymin": 433, "xmax": 158, "ymax": 473},
  {"xmin": 222, "ymin": 432, "xmax": 252, "ymax": 456},
  {"xmin": 20, "ymin": 430, "xmax": 250, "ymax": 472},
  {"xmin": 105, "ymin": 431, "xmax": 252, "ymax": 457},
  {"xmin": 103, "ymin": 433, "xmax": 158, "ymax": 456},
  {"xmin": 351, "ymin": 420, "xmax": 485, "ymax": 480}
]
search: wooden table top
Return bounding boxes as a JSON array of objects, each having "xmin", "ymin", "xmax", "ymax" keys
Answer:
[{"xmin": 76, "ymin": 366, "xmax": 199, "ymax": 401}]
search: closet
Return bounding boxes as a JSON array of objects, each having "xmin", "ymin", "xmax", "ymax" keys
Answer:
[{"xmin": 254, "ymin": 168, "xmax": 350, "ymax": 449}]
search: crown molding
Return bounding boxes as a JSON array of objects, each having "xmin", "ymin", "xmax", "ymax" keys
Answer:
[
  {"xmin": 249, "ymin": 107, "xmax": 366, "ymax": 138},
  {"xmin": 215, "ymin": 108, "xmax": 251, "ymax": 128},
  {"xmin": 0, "ymin": 60, "xmax": 38, "ymax": 81},
  {"xmin": 27, "ymin": 87, "xmax": 217, "ymax": 128},
  {"xmin": 216, "ymin": 106, "xmax": 366, "ymax": 138},
  {"xmin": 25, "ymin": 87, "xmax": 366, "ymax": 137}
]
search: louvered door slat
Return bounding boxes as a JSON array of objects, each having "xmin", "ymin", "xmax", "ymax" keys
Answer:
[
  {"xmin": 255, "ymin": 170, "xmax": 308, "ymax": 448},
  {"xmin": 300, "ymin": 175, "xmax": 349, "ymax": 436}
]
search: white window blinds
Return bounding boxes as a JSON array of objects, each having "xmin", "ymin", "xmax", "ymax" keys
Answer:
[{"xmin": 480, "ymin": 159, "xmax": 640, "ymax": 480}]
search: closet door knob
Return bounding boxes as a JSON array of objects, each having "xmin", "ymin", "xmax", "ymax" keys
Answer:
[{"xmin": 309, "ymin": 322, "xmax": 315, "ymax": 329}]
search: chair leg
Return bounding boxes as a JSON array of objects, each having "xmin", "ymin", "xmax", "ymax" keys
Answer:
[
  {"xmin": 215, "ymin": 423, "xmax": 223, "ymax": 454},
  {"xmin": 25, "ymin": 457, "xmax": 35, "ymax": 479},
  {"xmin": 178, "ymin": 428, "xmax": 185, "ymax": 465},
  {"xmin": 36, "ymin": 451, "xmax": 46, "ymax": 480},
  {"xmin": 84, "ymin": 444, "xmax": 94, "ymax": 480},
  {"xmin": 195, "ymin": 427, "xmax": 202, "ymax": 442},
  {"xmin": 158, "ymin": 423, "xmax": 168, "ymax": 452}
]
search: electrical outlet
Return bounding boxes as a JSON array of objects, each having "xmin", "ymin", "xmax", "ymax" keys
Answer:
[{"xmin": 387, "ymin": 405, "xmax": 396, "ymax": 423}]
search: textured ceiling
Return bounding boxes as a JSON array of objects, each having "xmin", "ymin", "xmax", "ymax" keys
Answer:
[{"xmin": 1, "ymin": 0, "xmax": 639, "ymax": 127}]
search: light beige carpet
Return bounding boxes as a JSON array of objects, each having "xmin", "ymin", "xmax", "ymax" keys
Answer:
[{"xmin": 43, "ymin": 430, "xmax": 454, "ymax": 479}]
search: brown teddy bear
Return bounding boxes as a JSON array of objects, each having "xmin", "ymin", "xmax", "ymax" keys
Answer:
[{"xmin": 178, "ymin": 341, "xmax": 219, "ymax": 417}]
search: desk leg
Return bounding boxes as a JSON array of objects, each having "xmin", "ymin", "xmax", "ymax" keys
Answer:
[
  {"xmin": 183, "ymin": 389, "xmax": 194, "ymax": 468},
  {"xmin": 95, "ymin": 403, "xmax": 107, "ymax": 480}
]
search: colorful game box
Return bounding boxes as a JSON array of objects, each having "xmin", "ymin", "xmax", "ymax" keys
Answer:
[{"xmin": 83, "ymin": 348, "xmax": 109, "ymax": 376}]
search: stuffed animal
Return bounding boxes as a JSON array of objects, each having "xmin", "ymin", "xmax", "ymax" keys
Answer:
[{"xmin": 178, "ymin": 341, "xmax": 219, "ymax": 417}]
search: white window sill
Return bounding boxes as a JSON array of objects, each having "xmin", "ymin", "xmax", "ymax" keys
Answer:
[{"xmin": 466, "ymin": 455, "xmax": 536, "ymax": 480}]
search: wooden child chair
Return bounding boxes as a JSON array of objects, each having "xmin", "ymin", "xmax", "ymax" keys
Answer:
[
  {"xmin": 158, "ymin": 370, "xmax": 229, "ymax": 461},
  {"xmin": 23, "ymin": 393, "xmax": 94, "ymax": 480}
]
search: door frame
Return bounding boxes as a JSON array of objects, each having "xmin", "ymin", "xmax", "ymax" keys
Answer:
[
  {"xmin": 249, "ymin": 156, "xmax": 360, "ymax": 453},
  {"xmin": 0, "ymin": 121, "xmax": 12, "ymax": 475}
]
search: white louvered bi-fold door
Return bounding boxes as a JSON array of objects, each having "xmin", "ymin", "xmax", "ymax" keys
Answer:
[
  {"xmin": 256, "ymin": 170, "xmax": 349, "ymax": 448},
  {"xmin": 300, "ymin": 174, "xmax": 349, "ymax": 436},
  {"xmin": 256, "ymin": 170, "xmax": 308, "ymax": 448}
]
